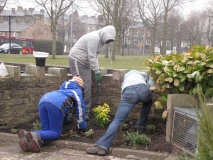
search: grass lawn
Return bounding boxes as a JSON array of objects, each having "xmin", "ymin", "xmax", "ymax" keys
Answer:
[{"xmin": 0, "ymin": 53, "xmax": 152, "ymax": 70}]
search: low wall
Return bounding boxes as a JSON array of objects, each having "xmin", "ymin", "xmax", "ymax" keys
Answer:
[{"xmin": 0, "ymin": 64, "xmax": 163, "ymax": 129}]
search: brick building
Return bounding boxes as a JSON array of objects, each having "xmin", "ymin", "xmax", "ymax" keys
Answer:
[
  {"xmin": 0, "ymin": 6, "xmax": 52, "ymax": 41},
  {"xmin": 0, "ymin": 6, "xmax": 152, "ymax": 54}
]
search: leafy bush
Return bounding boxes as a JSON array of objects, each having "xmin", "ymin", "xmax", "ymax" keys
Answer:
[
  {"xmin": 93, "ymin": 103, "xmax": 111, "ymax": 128},
  {"xmin": 34, "ymin": 40, "xmax": 64, "ymax": 55},
  {"xmin": 123, "ymin": 132, "xmax": 151, "ymax": 148},
  {"xmin": 145, "ymin": 45, "xmax": 213, "ymax": 109}
]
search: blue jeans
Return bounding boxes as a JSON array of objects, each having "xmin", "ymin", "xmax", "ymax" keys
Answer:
[
  {"xmin": 34, "ymin": 102, "xmax": 64, "ymax": 141},
  {"xmin": 95, "ymin": 84, "xmax": 152, "ymax": 151}
]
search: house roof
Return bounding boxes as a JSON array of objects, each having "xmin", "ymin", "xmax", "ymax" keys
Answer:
[
  {"xmin": 0, "ymin": 19, "xmax": 34, "ymax": 32},
  {"xmin": 80, "ymin": 15, "xmax": 98, "ymax": 25}
]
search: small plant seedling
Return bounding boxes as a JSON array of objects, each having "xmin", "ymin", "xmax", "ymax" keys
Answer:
[
  {"xmin": 11, "ymin": 128, "xmax": 17, "ymax": 133},
  {"xmin": 84, "ymin": 129, "xmax": 94, "ymax": 137},
  {"xmin": 33, "ymin": 119, "xmax": 42, "ymax": 130},
  {"xmin": 120, "ymin": 123, "xmax": 128, "ymax": 131},
  {"xmin": 123, "ymin": 131, "xmax": 151, "ymax": 148},
  {"xmin": 146, "ymin": 124, "xmax": 156, "ymax": 130},
  {"xmin": 69, "ymin": 130, "xmax": 80, "ymax": 138}
]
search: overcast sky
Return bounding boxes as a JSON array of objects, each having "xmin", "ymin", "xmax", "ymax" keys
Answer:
[{"xmin": 5, "ymin": 0, "xmax": 210, "ymax": 17}]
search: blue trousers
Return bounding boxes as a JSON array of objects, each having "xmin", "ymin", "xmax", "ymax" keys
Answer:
[
  {"xmin": 34, "ymin": 102, "xmax": 64, "ymax": 141},
  {"xmin": 95, "ymin": 84, "xmax": 152, "ymax": 151}
]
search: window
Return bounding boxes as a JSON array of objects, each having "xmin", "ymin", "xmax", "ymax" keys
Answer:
[
  {"xmin": 125, "ymin": 29, "xmax": 129, "ymax": 35},
  {"xmin": 125, "ymin": 37, "xmax": 130, "ymax": 44},
  {"xmin": 135, "ymin": 30, "xmax": 138, "ymax": 36},
  {"xmin": 134, "ymin": 38, "xmax": 139, "ymax": 45},
  {"xmin": 146, "ymin": 39, "xmax": 151, "ymax": 45},
  {"xmin": 166, "ymin": 41, "xmax": 171, "ymax": 47}
]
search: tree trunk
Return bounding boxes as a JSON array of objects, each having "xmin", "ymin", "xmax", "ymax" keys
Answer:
[{"xmin": 52, "ymin": 24, "xmax": 57, "ymax": 59}]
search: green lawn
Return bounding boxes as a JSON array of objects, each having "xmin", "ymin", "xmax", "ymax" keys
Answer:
[{"xmin": 0, "ymin": 53, "xmax": 152, "ymax": 70}]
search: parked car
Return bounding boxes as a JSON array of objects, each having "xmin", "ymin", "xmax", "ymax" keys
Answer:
[{"xmin": 0, "ymin": 43, "xmax": 22, "ymax": 54}]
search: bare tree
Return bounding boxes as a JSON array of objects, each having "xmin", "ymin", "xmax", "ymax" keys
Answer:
[
  {"xmin": 0, "ymin": 0, "xmax": 7, "ymax": 12},
  {"xmin": 137, "ymin": 0, "xmax": 165, "ymax": 54},
  {"xmin": 91, "ymin": 0, "xmax": 135, "ymax": 60},
  {"xmin": 34, "ymin": 0, "xmax": 75, "ymax": 59}
]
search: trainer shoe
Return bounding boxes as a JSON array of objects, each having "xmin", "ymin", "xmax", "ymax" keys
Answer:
[
  {"xmin": 86, "ymin": 146, "xmax": 107, "ymax": 156},
  {"xmin": 19, "ymin": 138, "xmax": 31, "ymax": 152},
  {"xmin": 18, "ymin": 129, "xmax": 28, "ymax": 139},
  {"xmin": 26, "ymin": 132, "xmax": 41, "ymax": 153}
]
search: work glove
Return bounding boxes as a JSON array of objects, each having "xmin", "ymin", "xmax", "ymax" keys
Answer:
[{"xmin": 95, "ymin": 72, "xmax": 101, "ymax": 81}]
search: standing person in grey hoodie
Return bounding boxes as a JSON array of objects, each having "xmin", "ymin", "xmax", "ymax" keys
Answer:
[{"xmin": 68, "ymin": 25, "xmax": 116, "ymax": 120}]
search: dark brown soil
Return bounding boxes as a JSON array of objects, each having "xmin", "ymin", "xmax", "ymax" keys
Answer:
[{"xmin": 1, "ymin": 113, "xmax": 185, "ymax": 157}]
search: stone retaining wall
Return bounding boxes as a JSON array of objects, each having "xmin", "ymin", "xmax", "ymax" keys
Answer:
[{"xmin": 0, "ymin": 64, "xmax": 163, "ymax": 129}]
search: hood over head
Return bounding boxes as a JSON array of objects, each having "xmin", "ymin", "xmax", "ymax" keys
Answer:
[{"xmin": 99, "ymin": 25, "xmax": 116, "ymax": 44}]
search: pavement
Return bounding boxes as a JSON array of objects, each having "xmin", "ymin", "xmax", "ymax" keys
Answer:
[{"xmin": 0, "ymin": 132, "xmax": 178, "ymax": 160}]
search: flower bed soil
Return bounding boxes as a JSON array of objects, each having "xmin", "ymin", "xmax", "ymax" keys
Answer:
[{"xmin": 0, "ymin": 113, "xmax": 184, "ymax": 157}]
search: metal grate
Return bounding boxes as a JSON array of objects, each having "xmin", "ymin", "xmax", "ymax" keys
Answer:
[{"xmin": 171, "ymin": 107, "xmax": 200, "ymax": 156}]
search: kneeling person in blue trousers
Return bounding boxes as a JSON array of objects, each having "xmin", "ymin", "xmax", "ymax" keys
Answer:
[
  {"xmin": 86, "ymin": 70, "xmax": 156, "ymax": 156},
  {"xmin": 18, "ymin": 75, "xmax": 87, "ymax": 153}
]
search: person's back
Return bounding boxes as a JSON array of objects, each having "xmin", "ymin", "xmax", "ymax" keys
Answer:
[{"xmin": 86, "ymin": 70, "xmax": 156, "ymax": 156}]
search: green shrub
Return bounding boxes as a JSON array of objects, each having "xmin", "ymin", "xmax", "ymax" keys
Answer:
[
  {"xmin": 123, "ymin": 132, "xmax": 151, "ymax": 148},
  {"xmin": 93, "ymin": 103, "xmax": 110, "ymax": 128},
  {"xmin": 33, "ymin": 40, "xmax": 64, "ymax": 54},
  {"xmin": 145, "ymin": 45, "xmax": 213, "ymax": 110}
]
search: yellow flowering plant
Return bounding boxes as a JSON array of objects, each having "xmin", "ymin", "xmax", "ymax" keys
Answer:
[{"xmin": 93, "ymin": 103, "xmax": 111, "ymax": 128}]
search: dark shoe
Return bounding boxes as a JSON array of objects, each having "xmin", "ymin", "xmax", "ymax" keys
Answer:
[
  {"xmin": 86, "ymin": 146, "xmax": 107, "ymax": 156},
  {"xmin": 18, "ymin": 129, "xmax": 28, "ymax": 139},
  {"xmin": 19, "ymin": 138, "xmax": 31, "ymax": 152},
  {"xmin": 30, "ymin": 139, "xmax": 41, "ymax": 153},
  {"xmin": 26, "ymin": 132, "xmax": 41, "ymax": 153},
  {"xmin": 135, "ymin": 127, "xmax": 146, "ymax": 134}
]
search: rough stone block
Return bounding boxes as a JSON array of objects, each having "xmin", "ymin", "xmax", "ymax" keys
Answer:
[
  {"xmin": 5, "ymin": 65, "xmax": 20, "ymax": 81},
  {"xmin": 25, "ymin": 64, "xmax": 45, "ymax": 83},
  {"xmin": 113, "ymin": 69, "xmax": 129, "ymax": 81},
  {"xmin": 167, "ymin": 94, "xmax": 197, "ymax": 109},
  {"xmin": 166, "ymin": 121, "xmax": 173, "ymax": 142},
  {"xmin": 20, "ymin": 73, "xmax": 35, "ymax": 82},
  {"xmin": 100, "ymin": 68, "xmax": 108, "ymax": 75},
  {"xmin": 45, "ymin": 74, "xmax": 60, "ymax": 84},
  {"xmin": 167, "ymin": 108, "xmax": 174, "ymax": 122},
  {"xmin": 48, "ymin": 67, "xmax": 67, "ymax": 83},
  {"xmin": 166, "ymin": 134, "xmax": 171, "ymax": 143},
  {"xmin": 101, "ymin": 74, "xmax": 113, "ymax": 84},
  {"xmin": 67, "ymin": 74, "xmax": 72, "ymax": 80}
]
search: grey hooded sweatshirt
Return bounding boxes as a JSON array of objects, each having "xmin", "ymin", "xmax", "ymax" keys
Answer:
[{"xmin": 69, "ymin": 25, "xmax": 116, "ymax": 74}]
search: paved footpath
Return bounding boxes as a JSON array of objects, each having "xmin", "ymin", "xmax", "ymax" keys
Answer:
[
  {"xmin": 0, "ymin": 139, "xmax": 132, "ymax": 160},
  {"xmin": 0, "ymin": 132, "xmax": 177, "ymax": 160}
]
